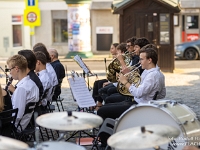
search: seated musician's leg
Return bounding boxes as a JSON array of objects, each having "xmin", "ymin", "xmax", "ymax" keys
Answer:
[
  {"xmin": 92, "ymin": 80, "xmax": 99, "ymax": 103},
  {"xmin": 104, "ymin": 93, "xmax": 131, "ymax": 104},
  {"xmin": 97, "ymin": 101, "xmax": 137, "ymax": 148},
  {"xmin": 92, "ymin": 79, "xmax": 108, "ymax": 102},
  {"xmin": 98, "ymin": 83, "xmax": 114, "ymax": 100},
  {"xmin": 107, "ymin": 87, "xmax": 118, "ymax": 96}
]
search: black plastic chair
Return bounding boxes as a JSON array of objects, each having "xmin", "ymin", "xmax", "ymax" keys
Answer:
[
  {"xmin": 91, "ymin": 118, "xmax": 115, "ymax": 150},
  {"xmin": 0, "ymin": 108, "xmax": 18, "ymax": 137},
  {"xmin": 51, "ymin": 95, "xmax": 64, "ymax": 111},
  {"xmin": 16, "ymin": 102, "xmax": 36, "ymax": 141}
]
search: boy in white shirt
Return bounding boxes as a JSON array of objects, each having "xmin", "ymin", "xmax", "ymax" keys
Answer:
[
  {"xmin": 7, "ymin": 55, "xmax": 39, "ymax": 131},
  {"xmin": 34, "ymin": 51, "xmax": 53, "ymax": 107}
]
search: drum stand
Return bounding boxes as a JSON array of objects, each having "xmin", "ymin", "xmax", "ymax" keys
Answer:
[{"xmin": 63, "ymin": 111, "xmax": 96, "ymax": 145}]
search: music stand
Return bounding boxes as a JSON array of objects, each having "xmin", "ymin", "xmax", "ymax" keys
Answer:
[
  {"xmin": 73, "ymin": 55, "xmax": 97, "ymax": 91},
  {"xmin": 65, "ymin": 72, "xmax": 97, "ymax": 145}
]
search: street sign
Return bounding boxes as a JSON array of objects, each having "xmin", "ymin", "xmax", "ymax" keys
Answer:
[
  {"xmin": 28, "ymin": 0, "xmax": 35, "ymax": 6},
  {"xmin": 24, "ymin": 8, "xmax": 40, "ymax": 26},
  {"xmin": 27, "ymin": 12, "xmax": 37, "ymax": 22},
  {"xmin": 25, "ymin": 0, "xmax": 38, "ymax": 8}
]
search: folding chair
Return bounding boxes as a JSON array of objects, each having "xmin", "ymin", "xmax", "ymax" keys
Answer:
[
  {"xmin": 0, "ymin": 108, "xmax": 18, "ymax": 138},
  {"xmin": 91, "ymin": 118, "xmax": 116, "ymax": 150},
  {"xmin": 16, "ymin": 102, "xmax": 36, "ymax": 141},
  {"xmin": 51, "ymin": 95, "xmax": 64, "ymax": 111},
  {"xmin": 50, "ymin": 82, "xmax": 65, "ymax": 112}
]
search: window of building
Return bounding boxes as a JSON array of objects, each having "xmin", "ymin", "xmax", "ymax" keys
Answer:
[
  {"xmin": 186, "ymin": 15, "xmax": 198, "ymax": 29},
  {"xmin": 52, "ymin": 11, "xmax": 68, "ymax": 43},
  {"xmin": 12, "ymin": 16, "xmax": 22, "ymax": 47}
]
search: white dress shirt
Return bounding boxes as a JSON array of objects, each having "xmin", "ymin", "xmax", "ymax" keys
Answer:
[
  {"xmin": 38, "ymin": 69, "xmax": 53, "ymax": 106},
  {"xmin": 46, "ymin": 63, "xmax": 58, "ymax": 86},
  {"xmin": 129, "ymin": 66, "xmax": 166, "ymax": 103},
  {"xmin": 12, "ymin": 76, "xmax": 39, "ymax": 131}
]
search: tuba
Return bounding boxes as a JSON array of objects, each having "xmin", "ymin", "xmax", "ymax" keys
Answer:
[
  {"xmin": 117, "ymin": 64, "xmax": 141, "ymax": 97},
  {"xmin": 106, "ymin": 52, "xmax": 133, "ymax": 82}
]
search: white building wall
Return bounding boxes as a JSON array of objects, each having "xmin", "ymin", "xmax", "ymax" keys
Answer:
[
  {"xmin": 0, "ymin": 1, "xmax": 30, "ymax": 57},
  {"xmin": 0, "ymin": 0, "xmax": 68, "ymax": 57},
  {"xmin": 91, "ymin": 10, "xmax": 119, "ymax": 53}
]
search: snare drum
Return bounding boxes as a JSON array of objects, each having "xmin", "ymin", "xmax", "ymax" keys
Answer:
[{"xmin": 114, "ymin": 100, "xmax": 200, "ymax": 150}]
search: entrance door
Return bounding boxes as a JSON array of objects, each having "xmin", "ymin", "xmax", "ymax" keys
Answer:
[{"xmin": 134, "ymin": 12, "xmax": 174, "ymax": 72}]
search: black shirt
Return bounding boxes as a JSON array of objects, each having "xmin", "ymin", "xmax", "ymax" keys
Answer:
[
  {"xmin": 51, "ymin": 60, "xmax": 65, "ymax": 98},
  {"xmin": 27, "ymin": 70, "xmax": 44, "ymax": 99}
]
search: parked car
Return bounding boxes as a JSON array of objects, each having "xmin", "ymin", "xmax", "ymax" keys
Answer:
[{"xmin": 175, "ymin": 39, "xmax": 200, "ymax": 60}]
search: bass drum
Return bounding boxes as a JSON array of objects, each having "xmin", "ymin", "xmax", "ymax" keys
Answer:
[{"xmin": 113, "ymin": 100, "xmax": 200, "ymax": 150}]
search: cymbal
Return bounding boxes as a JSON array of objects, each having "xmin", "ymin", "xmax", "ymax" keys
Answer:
[
  {"xmin": 107, "ymin": 124, "xmax": 180, "ymax": 150},
  {"xmin": 37, "ymin": 141, "xmax": 86, "ymax": 150},
  {"xmin": 0, "ymin": 135, "xmax": 29, "ymax": 150},
  {"xmin": 36, "ymin": 111, "xmax": 103, "ymax": 131}
]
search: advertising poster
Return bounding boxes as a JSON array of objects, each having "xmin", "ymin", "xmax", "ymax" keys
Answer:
[{"xmin": 68, "ymin": 4, "xmax": 91, "ymax": 52}]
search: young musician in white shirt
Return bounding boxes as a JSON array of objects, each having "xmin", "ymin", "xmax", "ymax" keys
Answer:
[
  {"xmin": 34, "ymin": 51, "xmax": 53, "ymax": 107},
  {"xmin": 97, "ymin": 46, "xmax": 166, "ymax": 149},
  {"xmin": 33, "ymin": 43, "xmax": 58, "ymax": 87},
  {"xmin": 7, "ymin": 55, "xmax": 39, "ymax": 131}
]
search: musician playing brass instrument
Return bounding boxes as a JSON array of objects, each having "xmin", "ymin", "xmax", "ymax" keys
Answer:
[
  {"xmin": 92, "ymin": 43, "xmax": 119, "ymax": 109},
  {"xmin": 103, "ymin": 37, "xmax": 150, "ymax": 104},
  {"xmin": 97, "ymin": 44, "xmax": 166, "ymax": 149}
]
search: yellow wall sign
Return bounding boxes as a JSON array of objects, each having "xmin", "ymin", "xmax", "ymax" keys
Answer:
[
  {"xmin": 23, "ymin": 0, "xmax": 41, "ymax": 26},
  {"xmin": 24, "ymin": 9, "xmax": 41, "ymax": 26}
]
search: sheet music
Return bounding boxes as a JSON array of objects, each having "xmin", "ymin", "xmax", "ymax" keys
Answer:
[
  {"xmin": 68, "ymin": 77, "xmax": 96, "ymax": 108},
  {"xmin": 73, "ymin": 55, "xmax": 90, "ymax": 74}
]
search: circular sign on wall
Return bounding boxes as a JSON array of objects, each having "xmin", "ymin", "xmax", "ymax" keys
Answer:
[{"xmin": 27, "ymin": 12, "xmax": 37, "ymax": 23}]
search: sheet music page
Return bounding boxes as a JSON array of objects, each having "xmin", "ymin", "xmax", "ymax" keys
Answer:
[
  {"xmin": 73, "ymin": 55, "xmax": 90, "ymax": 74},
  {"xmin": 68, "ymin": 77, "xmax": 96, "ymax": 108}
]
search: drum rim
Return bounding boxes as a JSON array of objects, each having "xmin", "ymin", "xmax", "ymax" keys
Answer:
[{"xmin": 113, "ymin": 102, "xmax": 187, "ymax": 138}]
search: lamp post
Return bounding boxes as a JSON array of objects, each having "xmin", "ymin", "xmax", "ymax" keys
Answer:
[{"xmin": 65, "ymin": 0, "xmax": 93, "ymax": 58}]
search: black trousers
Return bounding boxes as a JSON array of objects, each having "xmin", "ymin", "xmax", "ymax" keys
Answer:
[
  {"xmin": 97, "ymin": 101, "xmax": 138, "ymax": 146},
  {"xmin": 92, "ymin": 79, "xmax": 108, "ymax": 103},
  {"xmin": 98, "ymin": 83, "xmax": 118, "ymax": 100},
  {"xmin": 104, "ymin": 93, "xmax": 133, "ymax": 104}
]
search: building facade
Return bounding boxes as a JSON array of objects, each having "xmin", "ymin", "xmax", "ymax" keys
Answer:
[
  {"xmin": 0, "ymin": 0, "xmax": 120, "ymax": 57},
  {"xmin": 1, "ymin": 0, "xmax": 199, "ymax": 57}
]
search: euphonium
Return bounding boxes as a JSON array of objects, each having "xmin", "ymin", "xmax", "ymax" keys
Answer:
[
  {"xmin": 106, "ymin": 51, "xmax": 133, "ymax": 82},
  {"xmin": 117, "ymin": 64, "xmax": 141, "ymax": 97}
]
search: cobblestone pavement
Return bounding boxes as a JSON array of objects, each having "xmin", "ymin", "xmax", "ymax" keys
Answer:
[{"xmin": 1, "ymin": 64, "xmax": 200, "ymax": 149}]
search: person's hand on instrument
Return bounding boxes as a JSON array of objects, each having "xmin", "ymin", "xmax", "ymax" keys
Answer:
[
  {"xmin": 8, "ymin": 84, "xmax": 15, "ymax": 93},
  {"xmin": 117, "ymin": 53, "xmax": 126, "ymax": 68},
  {"xmin": 121, "ymin": 67, "xmax": 131, "ymax": 75},
  {"xmin": 119, "ymin": 73, "xmax": 128, "ymax": 85}
]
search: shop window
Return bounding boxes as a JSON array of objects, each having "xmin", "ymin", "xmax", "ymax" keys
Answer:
[
  {"xmin": 13, "ymin": 25, "xmax": 22, "ymax": 47},
  {"xmin": 12, "ymin": 16, "xmax": 22, "ymax": 47},
  {"xmin": 53, "ymin": 19, "xmax": 68, "ymax": 43},
  {"xmin": 186, "ymin": 15, "xmax": 198, "ymax": 29},
  {"xmin": 52, "ymin": 10, "xmax": 68, "ymax": 43}
]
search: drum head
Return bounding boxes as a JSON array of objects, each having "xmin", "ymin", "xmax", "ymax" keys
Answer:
[{"xmin": 114, "ymin": 105, "xmax": 185, "ymax": 150}]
